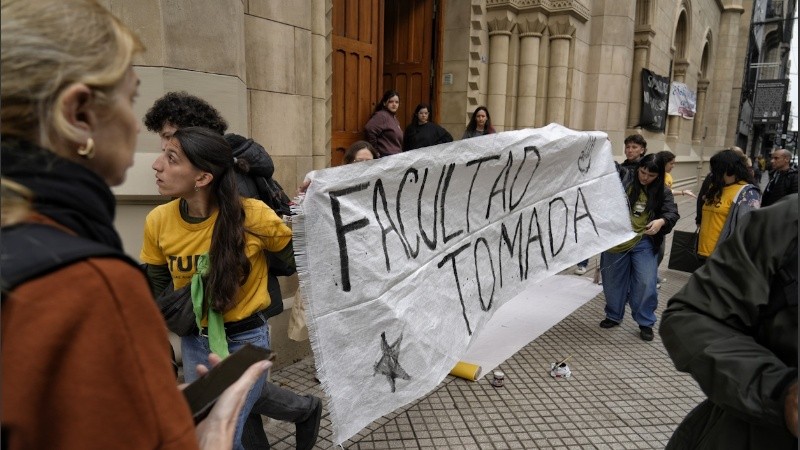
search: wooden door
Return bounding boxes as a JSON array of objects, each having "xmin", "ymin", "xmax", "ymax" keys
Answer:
[
  {"xmin": 331, "ymin": 0, "xmax": 383, "ymax": 167},
  {"xmin": 383, "ymin": 0, "xmax": 435, "ymax": 130}
]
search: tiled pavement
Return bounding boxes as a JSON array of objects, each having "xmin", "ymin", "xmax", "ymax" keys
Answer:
[{"xmin": 263, "ymin": 192, "xmax": 707, "ymax": 449}]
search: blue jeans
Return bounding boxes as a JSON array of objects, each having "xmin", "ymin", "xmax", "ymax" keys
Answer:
[
  {"xmin": 182, "ymin": 323, "xmax": 269, "ymax": 450},
  {"xmin": 600, "ymin": 238, "xmax": 658, "ymax": 327}
]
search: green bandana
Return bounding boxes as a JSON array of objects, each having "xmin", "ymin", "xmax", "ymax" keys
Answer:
[{"xmin": 191, "ymin": 253, "xmax": 229, "ymax": 358}]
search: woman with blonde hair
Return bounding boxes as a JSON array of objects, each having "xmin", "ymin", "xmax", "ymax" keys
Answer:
[{"xmin": 1, "ymin": 1, "xmax": 267, "ymax": 448}]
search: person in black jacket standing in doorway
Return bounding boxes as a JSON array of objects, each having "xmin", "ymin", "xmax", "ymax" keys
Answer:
[{"xmin": 403, "ymin": 103, "xmax": 453, "ymax": 151}]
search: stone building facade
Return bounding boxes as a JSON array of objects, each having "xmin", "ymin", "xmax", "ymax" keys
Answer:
[{"xmin": 108, "ymin": 0, "xmax": 758, "ymax": 362}]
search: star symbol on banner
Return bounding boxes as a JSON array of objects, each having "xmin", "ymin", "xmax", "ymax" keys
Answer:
[{"xmin": 373, "ymin": 331, "xmax": 411, "ymax": 393}]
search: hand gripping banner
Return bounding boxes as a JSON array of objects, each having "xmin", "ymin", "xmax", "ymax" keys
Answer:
[{"xmin": 291, "ymin": 124, "xmax": 635, "ymax": 444}]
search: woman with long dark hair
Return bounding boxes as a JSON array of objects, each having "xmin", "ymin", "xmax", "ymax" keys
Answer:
[
  {"xmin": 141, "ymin": 127, "xmax": 293, "ymax": 449},
  {"xmin": 462, "ymin": 106, "xmax": 496, "ymax": 139},
  {"xmin": 403, "ymin": 103, "xmax": 453, "ymax": 150},
  {"xmin": 696, "ymin": 149, "xmax": 761, "ymax": 258},
  {"xmin": 364, "ymin": 89, "xmax": 403, "ymax": 157},
  {"xmin": 599, "ymin": 154, "xmax": 679, "ymax": 341}
]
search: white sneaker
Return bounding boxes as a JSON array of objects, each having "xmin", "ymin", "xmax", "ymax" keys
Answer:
[
  {"xmin": 550, "ymin": 362, "xmax": 572, "ymax": 379},
  {"xmin": 574, "ymin": 266, "xmax": 587, "ymax": 275}
]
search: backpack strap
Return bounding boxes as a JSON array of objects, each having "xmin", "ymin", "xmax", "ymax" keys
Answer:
[{"xmin": 1, "ymin": 223, "xmax": 138, "ymax": 292}]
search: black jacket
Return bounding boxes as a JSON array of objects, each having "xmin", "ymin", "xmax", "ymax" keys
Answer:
[
  {"xmin": 661, "ymin": 195, "xmax": 798, "ymax": 449},
  {"xmin": 403, "ymin": 122, "xmax": 453, "ymax": 151},
  {"xmin": 761, "ymin": 167, "xmax": 798, "ymax": 207},
  {"xmin": 618, "ymin": 164, "xmax": 679, "ymax": 252},
  {"xmin": 225, "ymin": 133, "xmax": 275, "ymax": 200}
]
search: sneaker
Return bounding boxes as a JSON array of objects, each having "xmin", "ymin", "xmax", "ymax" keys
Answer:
[
  {"xmin": 660, "ymin": 277, "xmax": 667, "ymax": 283},
  {"xmin": 296, "ymin": 395, "xmax": 323, "ymax": 450},
  {"xmin": 657, "ymin": 283, "xmax": 662, "ymax": 289},
  {"xmin": 574, "ymin": 265, "xmax": 587, "ymax": 275},
  {"xmin": 640, "ymin": 326, "xmax": 654, "ymax": 341},
  {"xmin": 599, "ymin": 318, "xmax": 620, "ymax": 328},
  {"xmin": 549, "ymin": 362, "xmax": 572, "ymax": 379}
]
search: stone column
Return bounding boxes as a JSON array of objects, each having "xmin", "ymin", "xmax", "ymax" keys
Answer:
[
  {"xmin": 627, "ymin": 31, "xmax": 654, "ymax": 128},
  {"xmin": 487, "ymin": 17, "xmax": 515, "ymax": 131},
  {"xmin": 546, "ymin": 21, "xmax": 575, "ymax": 125},
  {"xmin": 535, "ymin": 30, "xmax": 550, "ymax": 128},
  {"xmin": 692, "ymin": 79, "xmax": 710, "ymax": 143},
  {"xmin": 515, "ymin": 18, "xmax": 546, "ymax": 128},
  {"xmin": 717, "ymin": 5, "xmax": 746, "ymax": 148},
  {"xmin": 667, "ymin": 59, "xmax": 689, "ymax": 139}
]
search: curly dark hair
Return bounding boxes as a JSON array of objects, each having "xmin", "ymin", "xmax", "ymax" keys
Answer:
[
  {"xmin": 704, "ymin": 149, "xmax": 756, "ymax": 206},
  {"xmin": 143, "ymin": 91, "xmax": 228, "ymax": 135}
]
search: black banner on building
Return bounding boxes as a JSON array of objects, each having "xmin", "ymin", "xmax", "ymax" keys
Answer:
[{"xmin": 638, "ymin": 69, "xmax": 669, "ymax": 132}]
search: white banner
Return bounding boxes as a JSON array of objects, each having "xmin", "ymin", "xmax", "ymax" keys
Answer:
[
  {"xmin": 292, "ymin": 124, "xmax": 635, "ymax": 445},
  {"xmin": 668, "ymin": 82, "xmax": 696, "ymax": 119}
]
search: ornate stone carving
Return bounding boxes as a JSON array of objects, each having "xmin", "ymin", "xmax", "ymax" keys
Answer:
[
  {"xmin": 517, "ymin": 17, "xmax": 547, "ymax": 37},
  {"xmin": 672, "ymin": 59, "xmax": 690, "ymax": 78},
  {"xmin": 488, "ymin": 17, "xmax": 516, "ymax": 35},
  {"xmin": 486, "ymin": 0, "xmax": 589, "ymax": 23},
  {"xmin": 548, "ymin": 20, "xmax": 575, "ymax": 39}
]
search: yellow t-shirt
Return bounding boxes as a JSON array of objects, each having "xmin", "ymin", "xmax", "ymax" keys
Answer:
[
  {"xmin": 664, "ymin": 172, "xmax": 673, "ymax": 189},
  {"xmin": 698, "ymin": 181, "xmax": 747, "ymax": 257},
  {"xmin": 140, "ymin": 197, "xmax": 292, "ymax": 322}
]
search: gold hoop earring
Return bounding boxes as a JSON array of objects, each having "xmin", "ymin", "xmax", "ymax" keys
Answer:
[{"xmin": 77, "ymin": 138, "xmax": 95, "ymax": 159}]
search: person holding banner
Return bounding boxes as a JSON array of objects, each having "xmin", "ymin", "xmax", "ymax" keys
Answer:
[
  {"xmin": 599, "ymin": 154, "xmax": 679, "ymax": 341},
  {"xmin": 141, "ymin": 127, "xmax": 295, "ymax": 449},
  {"xmin": 364, "ymin": 89, "xmax": 403, "ymax": 157},
  {"xmin": 462, "ymin": 106, "xmax": 496, "ymax": 139},
  {"xmin": 143, "ymin": 92, "xmax": 324, "ymax": 450}
]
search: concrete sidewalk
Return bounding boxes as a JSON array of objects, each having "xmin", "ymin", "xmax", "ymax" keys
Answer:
[{"xmin": 263, "ymin": 192, "xmax": 707, "ymax": 449}]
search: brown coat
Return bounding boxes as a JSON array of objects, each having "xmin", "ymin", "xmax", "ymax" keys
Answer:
[{"xmin": 2, "ymin": 220, "xmax": 198, "ymax": 449}]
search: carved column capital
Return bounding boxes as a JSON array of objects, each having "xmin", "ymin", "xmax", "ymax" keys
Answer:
[
  {"xmin": 517, "ymin": 17, "xmax": 547, "ymax": 37},
  {"xmin": 697, "ymin": 79, "xmax": 710, "ymax": 92},
  {"xmin": 548, "ymin": 20, "xmax": 575, "ymax": 40},
  {"xmin": 634, "ymin": 28, "xmax": 655, "ymax": 49},
  {"xmin": 672, "ymin": 59, "xmax": 690, "ymax": 78},
  {"xmin": 488, "ymin": 17, "xmax": 516, "ymax": 36}
]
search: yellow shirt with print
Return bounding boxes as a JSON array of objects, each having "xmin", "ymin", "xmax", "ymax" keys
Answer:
[
  {"xmin": 608, "ymin": 189, "xmax": 648, "ymax": 253},
  {"xmin": 698, "ymin": 181, "xmax": 747, "ymax": 257},
  {"xmin": 140, "ymin": 197, "xmax": 292, "ymax": 322},
  {"xmin": 664, "ymin": 172, "xmax": 673, "ymax": 189}
]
